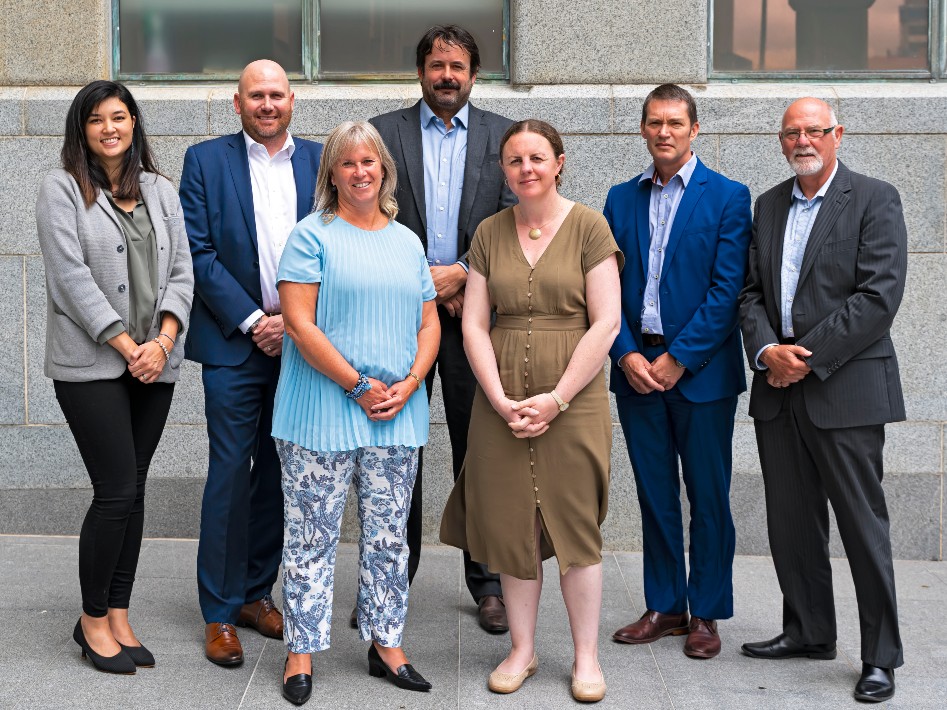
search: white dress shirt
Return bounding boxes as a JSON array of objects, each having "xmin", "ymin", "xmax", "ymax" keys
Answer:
[{"xmin": 238, "ymin": 130, "xmax": 298, "ymax": 333}]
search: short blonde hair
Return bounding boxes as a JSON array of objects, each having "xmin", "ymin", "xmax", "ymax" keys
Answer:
[{"xmin": 314, "ymin": 121, "xmax": 399, "ymax": 222}]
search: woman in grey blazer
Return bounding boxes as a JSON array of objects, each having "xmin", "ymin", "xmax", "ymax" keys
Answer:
[{"xmin": 36, "ymin": 81, "xmax": 193, "ymax": 675}]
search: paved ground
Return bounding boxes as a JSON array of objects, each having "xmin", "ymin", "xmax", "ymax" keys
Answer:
[{"xmin": 0, "ymin": 534, "xmax": 944, "ymax": 709}]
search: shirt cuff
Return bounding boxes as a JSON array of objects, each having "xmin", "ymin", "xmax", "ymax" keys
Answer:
[
  {"xmin": 617, "ymin": 351, "xmax": 635, "ymax": 368},
  {"xmin": 97, "ymin": 321, "xmax": 126, "ymax": 345},
  {"xmin": 239, "ymin": 309, "xmax": 266, "ymax": 335},
  {"xmin": 754, "ymin": 343, "xmax": 778, "ymax": 370},
  {"xmin": 454, "ymin": 260, "xmax": 469, "ymax": 273}
]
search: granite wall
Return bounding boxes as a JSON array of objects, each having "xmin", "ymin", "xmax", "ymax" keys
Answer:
[{"xmin": 0, "ymin": 2, "xmax": 943, "ymax": 560}]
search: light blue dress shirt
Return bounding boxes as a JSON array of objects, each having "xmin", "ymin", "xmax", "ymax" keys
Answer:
[
  {"xmin": 421, "ymin": 101, "xmax": 468, "ymax": 269},
  {"xmin": 638, "ymin": 152, "xmax": 698, "ymax": 336},
  {"xmin": 272, "ymin": 213, "xmax": 437, "ymax": 452},
  {"xmin": 755, "ymin": 159, "xmax": 839, "ymax": 367}
]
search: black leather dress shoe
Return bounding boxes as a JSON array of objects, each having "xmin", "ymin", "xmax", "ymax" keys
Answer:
[
  {"xmin": 367, "ymin": 644, "xmax": 431, "ymax": 692},
  {"xmin": 741, "ymin": 633, "xmax": 837, "ymax": 660},
  {"xmin": 854, "ymin": 663, "xmax": 895, "ymax": 703},
  {"xmin": 282, "ymin": 658, "xmax": 313, "ymax": 706}
]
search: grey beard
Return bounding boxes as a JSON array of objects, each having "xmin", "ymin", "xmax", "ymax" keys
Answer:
[{"xmin": 789, "ymin": 152, "xmax": 823, "ymax": 176}]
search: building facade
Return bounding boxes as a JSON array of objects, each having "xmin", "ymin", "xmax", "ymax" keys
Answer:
[{"xmin": 1, "ymin": 0, "xmax": 943, "ymax": 560}]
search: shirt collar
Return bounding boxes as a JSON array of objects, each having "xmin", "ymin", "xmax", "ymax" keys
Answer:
[
  {"xmin": 243, "ymin": 130, "xmax": 295, "ymax": 158},
  {"xmin": 791, "ymin": 159, "xmax": 839, "ymax": 203},
  {"xmin": 639, "ymin": 152, "xmax": 698, "ymax": 188},
  {"xmin": 420, "ymin": 100, "xmax": 469, "ymax": 131}
]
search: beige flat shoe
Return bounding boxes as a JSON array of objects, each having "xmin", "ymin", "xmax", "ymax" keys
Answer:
[
  {"xmin": 571, "ymin": 663, "xmax": 606, "ymax": 703},
  {"xmin": 487, "ymin": 653, "xmax": 539, "ymax": 693}
]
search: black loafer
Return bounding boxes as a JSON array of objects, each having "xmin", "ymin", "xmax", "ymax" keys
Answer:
[
  {"xmin": 119, "ymin": 642, "xmax": 156, "ymax": 668},
  {"xmin": 854, "ymin": 663, "xmax": 895, "ymax": 703},
  {"xmin": 741, "ymin": 633, "xmax": 836, "ymax": 660},
  {"xmin": 282, "ymin": 658, "xmax": 312, "ymax": 706},
  {"xmin": 367, "ymin": 644, "xmax": 431, "ymax": 692}
]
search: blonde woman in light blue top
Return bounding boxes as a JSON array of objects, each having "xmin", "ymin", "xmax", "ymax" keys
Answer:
[{"xmin": 272, "ymin": 121, "xmax": 440, "ymax": 705}]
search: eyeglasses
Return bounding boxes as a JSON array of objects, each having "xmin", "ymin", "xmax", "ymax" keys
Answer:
[{"xmin": 780, "ymin": 126, "xmax": 837, "ymax": 142}]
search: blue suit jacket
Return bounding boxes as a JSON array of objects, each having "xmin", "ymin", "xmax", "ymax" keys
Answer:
[
  {"xmin": 604, "ymin": 158, "xmax": 752, "ymax": 403},
  {"xmin": 180, "ymin": 132, "xmax": 322, "ymax": 366}
]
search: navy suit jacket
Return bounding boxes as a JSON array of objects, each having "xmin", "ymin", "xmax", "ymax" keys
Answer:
[
  {"xmin": 604, "ymin": 158, "xmax": 752, "ymax": 403},
  {"xmin": 180, "ymin": 132, "xmax": 322, "ymax": 366}
]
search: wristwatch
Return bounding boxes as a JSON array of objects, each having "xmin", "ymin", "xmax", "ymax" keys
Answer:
[{"xmin": 549, "ymin": 390, "xmax": 569, "ymax": 412}]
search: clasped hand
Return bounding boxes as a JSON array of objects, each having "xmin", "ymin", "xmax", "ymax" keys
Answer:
[
  {"xmin": 761, "ymin": 344, "xmax": 812, "ymax": 388},
  {"xmin": 621, "ymin": 352, "xmax": 684, "ymax": 394},
  {"xmin": 127, "ymin": 340, "xmax": 167, "ymax": 383},
  {"xmin": 497, "ymin": 393, "xmax": 561, "ymax": 438},
  {"xmin": 355, "ymin": 376, "xmax": 420, "ymax": 421},
  {"xmin": 252, "ymin": 314, "xmax": 284, "ymax": 357}
]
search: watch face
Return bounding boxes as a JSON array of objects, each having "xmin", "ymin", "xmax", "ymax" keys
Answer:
[{"xmin": 560, "ymin": 402, "xmax": 569, "ymax": 411}]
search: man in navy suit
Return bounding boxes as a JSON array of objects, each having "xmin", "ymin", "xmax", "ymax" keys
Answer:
[
  {"xmin": 180, "ymin": 60, "xmax": 322, "ymax": 666},
  {"xmin": 605, "ymin": 84, "xmax": 751, "ymax": 659}
]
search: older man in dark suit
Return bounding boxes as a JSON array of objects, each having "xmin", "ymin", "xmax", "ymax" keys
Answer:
[
  {"xmin": 369, "ymin": 25, "xmax": 515, "ymax": 632},
  {"xmin": 739, "ymin": 97, "xmax": 905, "ymax": 703}
]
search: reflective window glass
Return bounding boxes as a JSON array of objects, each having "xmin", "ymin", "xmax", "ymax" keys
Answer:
[
  {"xmin": 318, "ymin": 0, "xmax": 505, "ymax": 77},
  {"xmin": 713, "ymin": 0, "xmax": 930, "ymax": 72},
  {"xmin": 119, "ymin": 0, "xmax": 304, "ymax": 76}
]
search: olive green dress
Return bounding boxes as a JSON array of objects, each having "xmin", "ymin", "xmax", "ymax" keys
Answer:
[{"xmin": 440, "ymin": 203, "xmax": 623, "ymax": 579}]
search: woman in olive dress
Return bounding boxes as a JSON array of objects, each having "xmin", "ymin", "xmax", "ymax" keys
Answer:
[{"xmin": 441, "ymin": 119, "xmax": 622, "ymax": 703}]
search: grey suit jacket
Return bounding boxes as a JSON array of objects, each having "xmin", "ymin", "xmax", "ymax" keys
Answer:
[
  {"xmin": 369, "ymin": 100, "xmax": 516, "ymax": 264},
  {"xmin": 36, "ymin": 168, "xmax": 194, "ymax": 382},
  {"xmin": 739, "ymin": 160, "xmax": 906, "ymax": 429}
]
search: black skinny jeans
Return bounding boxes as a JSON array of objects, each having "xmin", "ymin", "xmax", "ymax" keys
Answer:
[{"xmin": 55, "ymin": 371, "xmax": 174, "ymax": 617}]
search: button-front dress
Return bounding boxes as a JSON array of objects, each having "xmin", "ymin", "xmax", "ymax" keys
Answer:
[{"xmin": 441, "ymin": 202, "xmax": 623, "ymax": 579}]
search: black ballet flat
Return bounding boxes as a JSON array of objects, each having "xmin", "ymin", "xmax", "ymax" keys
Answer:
[
  {"xmin": 73, "ymin": 619, "xmax": 136, "ymax": 675},
  {"xmin": 119, "ymin": 642, "xmax": 155, "ymax": 668},
  {"xmin": 282, "ymin": 657, "xmax": 313, "ymax": 706},
  {"xmin": 367, "ymin": 644, "xmax": 431, "ymax": 692}
]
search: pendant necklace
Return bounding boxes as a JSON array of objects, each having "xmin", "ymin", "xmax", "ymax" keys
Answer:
[{"xmin": 517, "ymin": 201, "xmax": 565, "ymax": 240}]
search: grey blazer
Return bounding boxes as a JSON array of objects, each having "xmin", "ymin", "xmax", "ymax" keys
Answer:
[
  {"xmin": 36, "ymin": 168, "xmax": 194, "ymax": 383},
  {"xmin": 369, "ymin": 100, "xmax": 516, "ymax": 264},
  {"xmin": 739, "ymin": 161, "xmax": 907, "ymax": 428}
]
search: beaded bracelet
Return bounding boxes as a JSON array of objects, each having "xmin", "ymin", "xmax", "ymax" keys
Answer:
[
  {"xmin": 407, "ymin": 371, "xmax": 421, "ymax": 387},
  {"xmin": 345, "ymin": 373, "xmax": 372, "ymax": 400},
  {"xmin": 152, "ymin": 337, "xmax": 171, "ymax": 362}
]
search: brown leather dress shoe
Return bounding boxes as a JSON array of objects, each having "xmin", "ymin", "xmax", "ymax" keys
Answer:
[
  {"xmin": 237, "ymin": 594, "xmax": 283, "ymax": 639},
  {"xmin": 478, "ymin": 595, "xmax": 509, "ymax": 633},
  {"xmin": 612, "ymin": 610, "xmax": 690, "ymax": 644},
  {"xmin": 205, "ymin": 623, "xmax": 243, "ymax": 666},
  {"xmin": 683, "ymin": 617, "xmax": 720, "ymax": 659}
]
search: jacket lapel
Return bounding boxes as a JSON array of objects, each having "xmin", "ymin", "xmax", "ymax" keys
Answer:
[
  {"xmin": 291, "ymin": 142, "xmax": 315, "ymax": 220},
  {"xmin": 797, "ymin": 161, "xmax": 852, "ymax": 287},
  {"xmin": 768, "ymin": 181, "xmax": 793, "ymax": 311},
  {"xmin": 224, "ymin": 131, "xmax": 258, "ymax": 249},
  {"xmin": 661, "ymin": 159, "xmax": 707, "ymax": 273},
  {"xmin": 138, "ymin": 176, "xmax": 169, "ymax": 287},
  {"xmin": 94, "ymin": 189, "xmax": 123, "ymax": 232},
  {"xmin": 398, "ymin": 102, "xmax": 427, "ymax": 233},
  {"xmin": 635, "ymin": 180, "xmax": 651, "ymax": 281},
  {"xmin": 458, "ymin": 103, "xmax": 487, "ymax": 238}
]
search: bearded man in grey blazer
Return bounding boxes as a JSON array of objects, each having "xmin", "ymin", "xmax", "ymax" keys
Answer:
[
  {"xmin": 369, "ymin": 25, "xmax": 515, "ymax": 633},
  {"xmin": 739, "ymin": 97, "xmax": 906, "ymax": 704}
]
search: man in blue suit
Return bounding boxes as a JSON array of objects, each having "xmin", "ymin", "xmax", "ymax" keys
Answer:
[
  {"xmin": 605, "ymin": 84, "xmax": 751, "ymax": 659},
  {"xmin": 180, "ymin": 60, "xmax": 322, "ymax": 666}
]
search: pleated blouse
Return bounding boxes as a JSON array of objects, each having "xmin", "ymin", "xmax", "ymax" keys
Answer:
[{"xmin": 271, "ymin": 212, "xmax": 436, "ymax": 452}]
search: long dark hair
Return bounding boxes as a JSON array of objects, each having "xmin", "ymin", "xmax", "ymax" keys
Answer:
[{"xmin": 61, "ymin": 81, "xmax": 159, "ymax": 207}]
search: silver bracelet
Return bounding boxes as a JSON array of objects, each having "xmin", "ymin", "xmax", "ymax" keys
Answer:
[{"xmin": 153, "ymin": 337, "xmax": 170, "ymax": 362}]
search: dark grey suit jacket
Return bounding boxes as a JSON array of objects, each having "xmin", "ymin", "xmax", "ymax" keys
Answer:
[
  {"xmin": 739, "ymin": 160, "xmax": 907, "ymax": 429},
  {"xmin": 369, "ymin": 100, "xmax": 516, "ymax": 264}
]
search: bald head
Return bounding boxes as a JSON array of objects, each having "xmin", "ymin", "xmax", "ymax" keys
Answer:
[
  {"xmin": 779, "ymin": 97, "xmax": 843, "ymax": 189},
  {"xmin": 234, "ymin": 60, "xmax": 294, "ymax": 155},
  {"xmin": 781, "ymin": 97, "xmax": 838, "ymax": 132}
]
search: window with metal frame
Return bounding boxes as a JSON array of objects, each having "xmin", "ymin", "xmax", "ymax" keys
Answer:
[
  {"xmin": 710, "ymin": 0, "xmax": 945, "ymax": 79},
  {"xmin": 114, "ymin": 0, "xmax": 508, "ymax": 81}
]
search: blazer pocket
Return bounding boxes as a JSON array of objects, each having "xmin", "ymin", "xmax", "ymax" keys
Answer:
[
  {"xmin": 821, "ymin": 236, "xmax": 858, "ymax": 254},
  {"xmin": 50, "ymin": 313, "xmax": 97, "ymax": 367}
]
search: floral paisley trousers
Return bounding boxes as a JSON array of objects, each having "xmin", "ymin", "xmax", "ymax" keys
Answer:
[{"xmin": 275, "ymin": 439, "xmax": 419, "ymax": 652}]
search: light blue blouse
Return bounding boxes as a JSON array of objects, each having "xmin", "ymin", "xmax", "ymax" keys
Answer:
[{"xmin": 271, "ymin": 212, "xmax": 437, "ymax": 452}]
